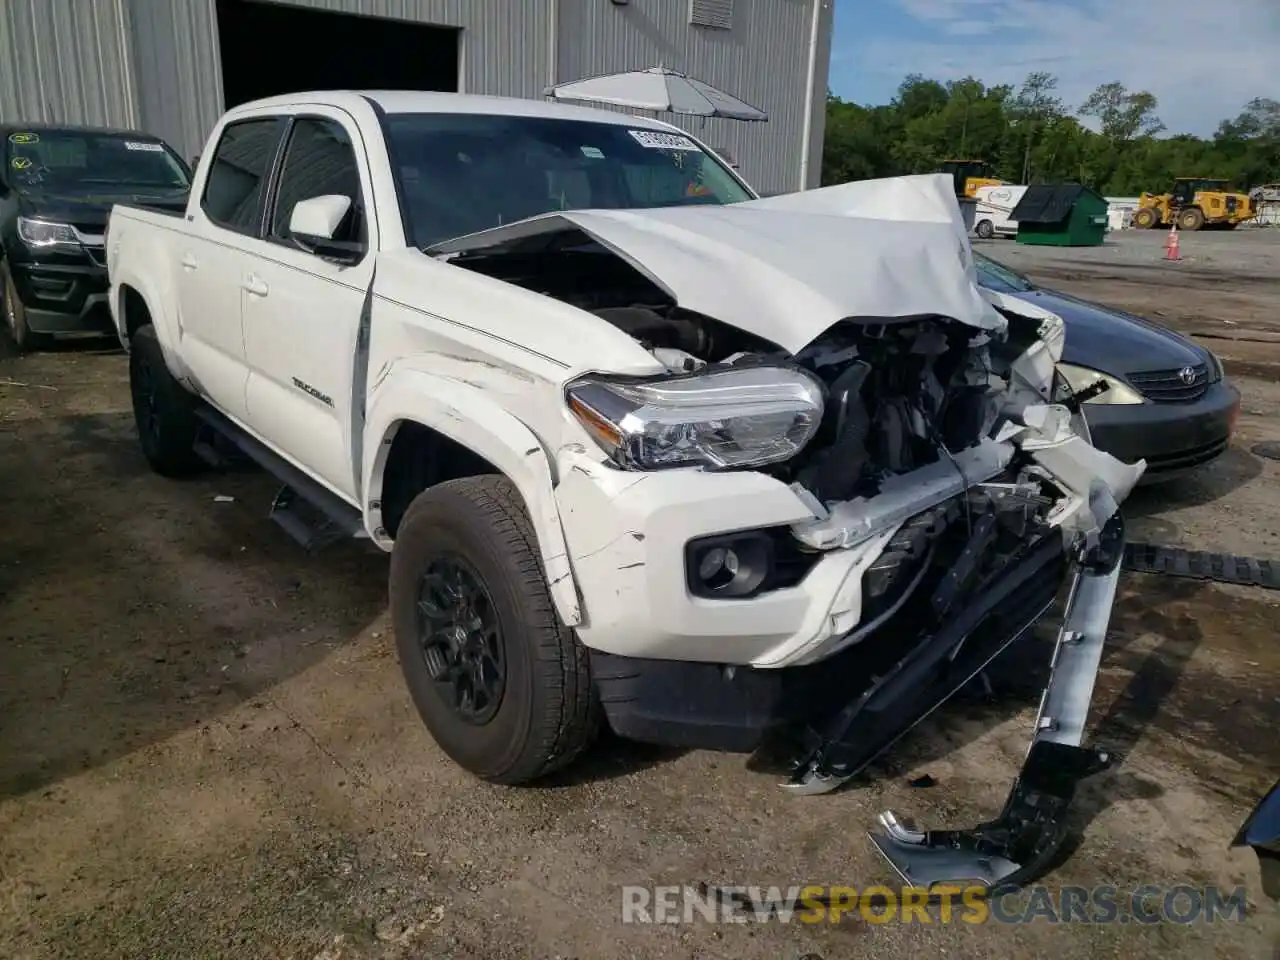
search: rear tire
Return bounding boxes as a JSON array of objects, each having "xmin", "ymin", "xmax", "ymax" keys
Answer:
[
  {"xmin": 128, "ymin": 324, "xmax": 202, "ymax": 477},
  {"xmin": 1177, "ymin": 207, "xmax": 1205, "ymax": 231},
  {"xmin": 390, "ymin": 476, "xmax": 599, "ymax": 785},
  {"xmin": 975, "ymin": 219, "xmax": 995, "ymax": 240},
  {"xmin": 2, "ymin": 263, "xmax": 52, "ymax": 353}
]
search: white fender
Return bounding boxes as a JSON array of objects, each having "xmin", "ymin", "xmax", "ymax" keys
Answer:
[
  {"xmin": 362, "ymin": 369, "xmax": 581, "ymax": 627},
  {"xmin": 108, "ymin": 224, "xmax": 193, "ymax": 384}
]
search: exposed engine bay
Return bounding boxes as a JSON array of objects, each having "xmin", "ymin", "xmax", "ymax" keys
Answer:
[
  {"xmin": 448, "ymin": 234, "xmax": 1038, "ymax": 506},
  {"xmin": 448, "ymin": 234, "xmax": 1085, "ymax": 632}
]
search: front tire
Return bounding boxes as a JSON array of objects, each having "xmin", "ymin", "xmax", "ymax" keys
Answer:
[
  {"xmin": 1131, "ymin": 207, "xmax": 1158, "ymax": 230},
  {"xmin": 3, "ymin": 262, "xmax": 51, "ymax": 353},
  {"xmin": 389, "ymin": 476, "xmax": 598, "ymax": 785},
  {"xmin": 128, "ymin": 325, "xmax": 202, "ymax": 477},
  {"xmin": 975, "ymin": 219, "xmax": 995, "ymax": 240}
]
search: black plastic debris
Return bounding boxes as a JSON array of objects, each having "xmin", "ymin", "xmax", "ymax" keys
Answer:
[
  {"xmin": 1123, "ymin": 543, "xmax": 1280, "ymax": 590},
  {"xmin": 1251, "ymin": 442, "xmax": 1280, "ymax": 462}
]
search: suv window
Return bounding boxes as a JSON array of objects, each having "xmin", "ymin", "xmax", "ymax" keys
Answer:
[
  {"xmin": 201, "ymin": 118, "xmax": 283, "ymax": 235},
  {"xmin": 270, "ymin": 117, "xmax": 364, "ymax": 246}
]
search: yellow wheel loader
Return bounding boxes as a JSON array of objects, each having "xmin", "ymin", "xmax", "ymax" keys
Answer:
[
  {"xmin": 1131, "ymin": 178, "xmax": 1255, "ymax": 231},
  {"xmin": 939, "ymin": 159, "xmax": 1002, "ymax": 199}
]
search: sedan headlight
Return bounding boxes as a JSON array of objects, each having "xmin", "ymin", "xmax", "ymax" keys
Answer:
[
  {"xmin": 1204, "ymin": 348, "xmax": 1224, "ymax": 383},
  {"xmin": 566, "ymin": 363, "xmax": 824, "ymax": 470},
  {"xmin": 17, "ymin": 217, "xmax": 80, "ymax": 248},
  {"xmin": 1056, "ymin": 363, "xmax": 1145, "ymax": 405}
]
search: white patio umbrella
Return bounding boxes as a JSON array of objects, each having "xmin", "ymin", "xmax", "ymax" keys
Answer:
[{"xmin": 543, "ymin": 66, "xmax": 768, "ymax": 122}]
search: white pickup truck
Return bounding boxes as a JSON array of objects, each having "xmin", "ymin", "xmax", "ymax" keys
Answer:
[{"xmin": 107, "ymin": 90, "xmax": 1143, "ymax": 888}]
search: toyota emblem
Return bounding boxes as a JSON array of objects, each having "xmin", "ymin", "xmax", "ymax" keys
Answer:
[{"xmin": 1178, "ymin": 366, "xmax": 1197, "ymax": 385}]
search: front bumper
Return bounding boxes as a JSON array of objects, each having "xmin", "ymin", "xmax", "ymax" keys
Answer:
[
  {"xmin": 1084, "ymin": 380, "xmax": 1240, "ymax": 481},
  {"xmin": 556, "ymin": 432, "xmax": 1126, "ymax": 672},
  {"xmin": 590, "ymin": 530, "xmax": 1068, "ymax": 753},
  {"xmin": 9, "ymin": 256, "xmax": 112, "ymax": 335}
]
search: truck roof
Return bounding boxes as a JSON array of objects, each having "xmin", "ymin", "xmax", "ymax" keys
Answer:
[{"xmin": 224, "ymin": 90, "xmax": 686, "ymax": 132}]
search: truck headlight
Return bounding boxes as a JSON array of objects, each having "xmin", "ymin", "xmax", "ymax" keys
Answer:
[
  {"xmin": 1056, "ymin": 363, "xmax": 1145, "ymax": 405},
  {"xmin": 566, "ymin": 363, "xmax": 824, "ymax": 470},
  {"xmin": 17, "ymin": 217, "xmax": 79, "ymax": 248}
]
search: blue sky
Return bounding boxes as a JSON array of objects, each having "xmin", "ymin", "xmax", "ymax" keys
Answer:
[{"xmin": 826, "ymin": 0, "xmax": 1279, "ymax": 137}]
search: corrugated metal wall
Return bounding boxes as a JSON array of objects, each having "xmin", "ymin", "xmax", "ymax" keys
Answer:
[
  {"xmin": 0, "ymin": 0, "xmax": 138, "ymax": 128},
  {"xmin": 126, "ymin": 0, "xmax": 224, "ymax": 163},
  {"xmin": 0, "ymin": 0, "xmax": 827, "ymax": 192},
  {"xmin": 555, "ymin": 0, "xmax": 826, "ymax": 194},
  {"xmin": 124, "ymin": 0, "xmax": 555, "ymax": 159}
]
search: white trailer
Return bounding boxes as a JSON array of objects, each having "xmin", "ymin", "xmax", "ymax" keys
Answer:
[{"xmin": 972, "ymin": 184, "xmax": 1028, "ymax": 239}]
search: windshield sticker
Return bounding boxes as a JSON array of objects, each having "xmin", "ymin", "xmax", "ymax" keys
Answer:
[
  {"xmin": 628, "ymin": 129, "xmax": 699, "ymax": 151},
  {"xmin": 8, "ymin": 132, "xmax": 38, "ymax": 145},
  {"xmin": 124, "ymin": 141, "xmax": 164, "ymax": 152},
  {"xmin": 580, "ymin": 145, "xmax": 605, "ymax": 159},
  {"xmin": 10, "ymin": 156, "xmax": 31, "ymax": 170}
]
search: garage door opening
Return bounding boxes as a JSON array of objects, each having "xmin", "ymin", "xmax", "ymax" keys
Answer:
[{"xmin": 215, "ymin": 0, "xmax": 460, "ymax": 109}]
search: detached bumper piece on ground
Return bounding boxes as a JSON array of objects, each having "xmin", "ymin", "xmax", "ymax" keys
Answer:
[
  {"xmin": 1233, "ymin": 779, "xmax": 1280, "ymax": 901},
  {"xmin": 782, "ymin": 510, "xmax": 1125, "ymax": 893}
]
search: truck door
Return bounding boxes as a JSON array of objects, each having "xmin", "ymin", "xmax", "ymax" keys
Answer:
[
  {"xmin": 178, "ymin": 116, "xmax": 287, "ymax": 422},
  {"xmin": 240, "ymin": 111, "xmax": 376, "ymax": 502}
]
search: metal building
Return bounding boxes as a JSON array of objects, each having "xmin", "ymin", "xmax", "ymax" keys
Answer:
[{"xmin": 0, "ymin": 0, "xmax": 833, "ymax": 195}]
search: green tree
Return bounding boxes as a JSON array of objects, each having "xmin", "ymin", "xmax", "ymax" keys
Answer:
[
  {"xmin": 819, "ymin": 72, "xmax": 1280, "ymax": 195},
  {"xmin": 1008, "ymin": 72, "xmax": 1064, "ymax": 183}
]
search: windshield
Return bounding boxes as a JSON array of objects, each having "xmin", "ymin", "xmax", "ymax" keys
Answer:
[
  {"xmin": 382, "ymin": 113, "xmax": 754, "ymax": 248},
  {"xmin": 5, "ymin": 129, "xmax": 190, "ymax": 193},
  {"xmin": 973, "ymin": 252, "xmax": 1035, "ymax": 293}
]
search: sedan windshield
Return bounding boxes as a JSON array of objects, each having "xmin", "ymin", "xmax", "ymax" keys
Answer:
[
  {"xmin": 5, "ymin": 129, "xmax": 190, "ymax": 193},
  {"xmin": 973, "ymin": 252, "xmax": 1035, "ymax": 293},
  {"xmin": 382, "ymin": 113, "xmax": 754, "ymax": 248}
]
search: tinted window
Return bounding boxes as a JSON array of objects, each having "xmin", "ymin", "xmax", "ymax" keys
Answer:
[
  {"xmin": 383, "ymin": 113, "xmax": 753, "ymax": 248},
  {"xmin": 271, "ymin": 118, "xmax": 364, "ymax": 245},
  {"xmin": 4, "ymin": 129, "xmax": 189, "ymax": 193},
  {"xmin": 201, "ymin": 118, "xmax": 283, "ymax": 235}
]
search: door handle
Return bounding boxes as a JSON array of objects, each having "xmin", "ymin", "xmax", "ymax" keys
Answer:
[
  {"xmin": 180, "ymin": 253, "xmax": 198, "ymax": 271},
  {"xmin": 242, "ymin": 274, "xmax": 269, "ymax": 297}
]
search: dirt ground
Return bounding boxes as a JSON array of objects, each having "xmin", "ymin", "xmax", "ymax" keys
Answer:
[{"xmin": 2, "ymin": 227, "xmax": 1279, "ymax": 959}]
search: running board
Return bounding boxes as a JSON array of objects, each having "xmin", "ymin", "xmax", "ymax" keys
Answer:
[
  {"xmin": 192, "ymin": 405, "xmax": 365, "ymax": 552},
  {"xmin": 866, "ymin": 512, "xmax": 1125, "ymax": 893}
]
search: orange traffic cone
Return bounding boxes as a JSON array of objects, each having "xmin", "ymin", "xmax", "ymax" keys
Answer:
[{"xmin": 1164, "ymin": 222, "xmax": 1181, "ymax": 261}]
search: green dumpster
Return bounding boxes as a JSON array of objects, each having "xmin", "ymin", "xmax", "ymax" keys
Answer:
[{"xmin": 1011, "ymin": 184, "xmax": 1108, "ymax": 247}]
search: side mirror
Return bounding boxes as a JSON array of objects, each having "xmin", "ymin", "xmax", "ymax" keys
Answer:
[
  {"xmin": 288, "ymin": 194, "xmax": 364, "ymax": 264},
  {"xmin": 190, "ymin": 154, "xmax": 200, "ymax": 170}
]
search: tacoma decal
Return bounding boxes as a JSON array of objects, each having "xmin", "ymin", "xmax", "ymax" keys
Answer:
[{"xmin": 291, "ymin": 377, "xmax": 334, "ymax": 408}]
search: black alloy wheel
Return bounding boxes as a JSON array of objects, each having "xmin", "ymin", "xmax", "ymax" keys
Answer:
[
  {"xmin": 131, "ymin": 353, "xmax": 163, "ymax": 451},
  {"xmin": 417, "ymin": 555, "xmax": 506, "ymax": 725}
]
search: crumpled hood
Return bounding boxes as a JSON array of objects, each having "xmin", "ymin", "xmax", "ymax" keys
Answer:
[{"xmin": 428, "ymin": 174, "xmax": 1008, "ymax": 354}]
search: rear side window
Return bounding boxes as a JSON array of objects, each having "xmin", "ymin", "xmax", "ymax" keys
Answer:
[
  {"xmin": 201, "ymin": 118, "xmax": 283, "ymax": 235},
  {"xmin": 270, "ymin": 117, "xmax": 365, "ymax": 245}
]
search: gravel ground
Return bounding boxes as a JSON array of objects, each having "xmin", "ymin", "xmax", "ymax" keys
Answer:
[{"xmin": 2, "ymin": 229, "xmax": 1279, "ymax": 959}]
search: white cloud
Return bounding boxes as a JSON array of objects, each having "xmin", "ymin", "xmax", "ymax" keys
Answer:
[{"xmin": 849, "ymin": 0, "xmax": 1278, "ymax": 135}]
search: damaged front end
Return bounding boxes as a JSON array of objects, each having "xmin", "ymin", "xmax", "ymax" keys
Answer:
[{"xmin": 434, "ymin": 178, "xmax": 1145, "ymax": 890}]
